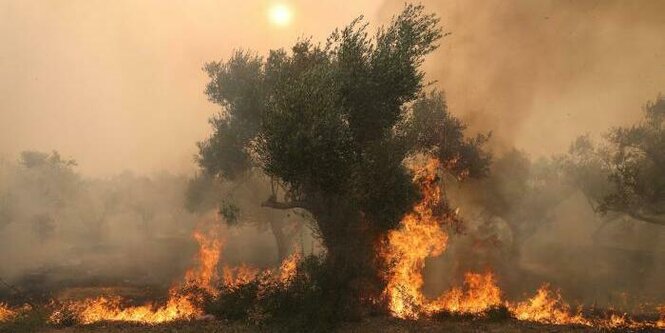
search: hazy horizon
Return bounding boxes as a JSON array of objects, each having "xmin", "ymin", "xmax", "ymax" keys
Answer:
[{"xmin": 2, "ymin": 0, "xmax": 665, "ymax": 177}]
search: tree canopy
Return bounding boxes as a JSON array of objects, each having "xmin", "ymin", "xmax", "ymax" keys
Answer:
[
  {"xmin": 565, "ymin": 95, "xmax": 665, "ymax": 226},
  {"xmin": 197, "ymin": 4, "xmax": 490, "ymax": 313}
]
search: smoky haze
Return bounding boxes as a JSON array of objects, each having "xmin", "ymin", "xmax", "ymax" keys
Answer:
[
  {"xmin": 0, "ymin": 0, "xmax": 378, "ymax": 301},
  {"xmin": 4, "ymin": 1, "xmax": 663, "ymax": 173},
  {"xmin": 0, "ymin": 0, "xmax": 384, "ymax": 176},
  {"xmin": 380, "ymin": 0, "xmax": 665, "ymax": 154},
  {"xmin": 375, "ymin": 0, "xmax": 665, "ymax": 307},
  {"xmin": 0, "ymin": 0, "xmax": 664, "ymax": 312},
  {"xmin": 379, "ymin": 0, "xmax": 665, "ymax": 308}
]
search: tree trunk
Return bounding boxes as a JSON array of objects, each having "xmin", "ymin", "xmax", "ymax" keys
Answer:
[
  {"xmin": 269, "ymin": 219, "xmax": 289, "ymax": 263},
  {"xmin": 262, "ymin": 194, "xmax": 388, "ymax": 318},
  {"xmin": 310, "ymin": 196, "xmax": 386, "ymax": 319},
  {"xmin": 628, "ymin": 211, "xmax": 665, "ymax": 226}
]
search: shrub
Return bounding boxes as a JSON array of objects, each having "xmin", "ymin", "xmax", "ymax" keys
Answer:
[
  {"xmin": 204, "ymin": 279, "xmax": 261, "ymax": 321},
  {"xmin": 204, "ymin": 255, "xmax": 343, "ymax": 332},
  {"xmin": 483, "ymin": 305, "xmax": 512, "ymax": 322},
  {"xmin": 0, "ymin": 306, "xmax": 48, "ymax": 333},
  {"xmin": 255, "ymin": 256, "xmax": 341, "ymax": 332}
]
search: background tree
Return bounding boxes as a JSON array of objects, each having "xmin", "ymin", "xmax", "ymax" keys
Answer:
[
  {"xmin": 185, "ymin": 171, "xmax": 306, "ymax": 263},
  {"xmin": 198, "ymin": 4, "xmax": 489, "ymax": 315},
  {"xmin": 460, "ymin": 150, "xmax": 571, "ymax": 247},
  {"xmin": 0, "ymin": 151, "xmax": 80, "ymax": 239},
  {"xmin": 445, "ymin": 150, "xmax": 572, "ymax": 291},
  {"xmin": 564, "ymin": 95, "xmax": 665, "ymax": 226}
]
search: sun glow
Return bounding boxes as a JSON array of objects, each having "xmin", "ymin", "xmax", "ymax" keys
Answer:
[{"xmin": 268, "ymin": 3, "xmax": 293, "ymax": 27}]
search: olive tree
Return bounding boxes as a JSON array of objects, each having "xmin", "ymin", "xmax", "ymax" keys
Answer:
[{"xmin": 197, "ymin": 4, "xmax": 489, "ymax": 313}]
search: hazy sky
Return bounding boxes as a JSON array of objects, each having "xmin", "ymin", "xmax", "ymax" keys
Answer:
[
  {"xmin": 0, "ymin": 0, "xmax": 384, "ymax": 176},
  {"xmin": 2, "ymin": 0, "xmax": 665, "ymax": 176},
  {"xmin": 379, "ymin": 0, "xmax": 665, "ymax": 153}
]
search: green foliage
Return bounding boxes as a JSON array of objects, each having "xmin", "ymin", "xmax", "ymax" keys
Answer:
[
  {"xmin": 184, "ymin": 172, "xmax": 224, "ymax": 214},
  {"xmin": 198, "ymin": 51, "xmax": 265, "ymax": 180},
  {"xmin": 17, "ymin": 150, "xmax": 81, "ymax": 210},
  {"xmin": 254, "ymin": 256, "xmax": 342, "ymax": 333},
  {"xmin": 402, "ymin": 91, "xmax": 491, "ymax": 179},
  {"xmin": 203, "ymin": 256, "xmax": 341, "ymax": 333},
  {"xmin": 198, "ymin": 3, "xmax": 490, "ymax": 315},
  {"xmin": 205, "ymin": 280, "xmax": 261, "ymax": 321},
  {"xmin": 199, "ymin": 3, "xmax": 488, "ymax": 234},
  {"xmin": 218, "ymin": 201, "xmax": 241, "ymax": 225},
  {"xmin": 564, "ymin": 95, "xmax": 665, "ymax": 226}
]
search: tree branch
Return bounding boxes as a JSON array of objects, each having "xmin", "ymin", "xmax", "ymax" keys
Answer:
[
  {"xmin": 261, "ymin": 197, "xmax": 308, "ymax": 210},
  {"xmin": 627, "ymin": 212, "xmax": 665, "ymax": 226}
]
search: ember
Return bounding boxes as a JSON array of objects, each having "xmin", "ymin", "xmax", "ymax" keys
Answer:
[{"xmin": 0, "ymin": 303, "xmax": 17, "ymax": 322}]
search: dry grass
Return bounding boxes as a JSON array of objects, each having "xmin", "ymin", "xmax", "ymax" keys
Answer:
[{"xmin": 31, "ymin": 317, "xmax": 663, "ymax": 333}]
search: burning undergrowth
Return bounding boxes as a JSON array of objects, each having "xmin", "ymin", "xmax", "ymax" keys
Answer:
[
  {"xmin": 379, "ymin": 157, "xmax": 665, "ymax": 330},
  {"xmin": 46, "ymin": 221, "xmax": 217, "ymax": 325},
  {"xmin": 1, "ymin": 157, "xmax": 664, "ymax": 332},
  {"xmin": 0, "ymin": 303, "xmax": 17, "ymax": 323},
  {"xmin": 39, "ymin": 217, "xmax": 304, "ymax": 327}
]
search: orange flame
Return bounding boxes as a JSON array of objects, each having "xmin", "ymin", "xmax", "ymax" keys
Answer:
[
  {"xmin": 51, "ymin": 218, "xmax": 223, "ymax": 325},
  {"xmin": 278, "ymin": 252, "xmax": 300, "ymax": 284},
  {"xmin": 427, "ymin": 272, "xmax": 502, "ymax": 315},
  {"xmin": 507, "ymin": 285, "xmax": 665, "ymax": 329},
  {"xmin": 508, "ymin": 285, "xmax": 590, "ymax": 326},
  {"xmin": 185, "ymin": 225, "xmax": 223, "ymax": 294},
  {"xmin": 7, "ymin": 156, "xmax": 663, "ymax": 328},
  {"xmin": 47, "ymin": 217, "xmax": 308, "ymax": 326},
  {"xmin": 382, "ymin": 157, "xmax": 448, "ymax": 318},
  {"xmin": 382, "ymin": 158, "xmax": 501, "ymax": 318},
  {"xmin": 51, "ymin": 293, "xmax": 200, "ymax": 325},
  {"xmin": 0, "ymin": 303, "xmax": 17, "ymax": 322},
  {"xmin": 222, "ymin": 264, "xmax": 260, "ymax": 288},
  {"xmin": 379, "ymin": 156, "xmax": 665, "ymax": 329}
]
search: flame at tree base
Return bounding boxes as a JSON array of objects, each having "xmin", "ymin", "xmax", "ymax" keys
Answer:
[
  {"xmin": 381, "ymin": 157, "xmax": 449, "ymax": 319},
  {"xmin": 380, "ymin": 156, "xmax": 665, "ymax": 330},
  {"xmin": 48, "ymin": 217, "xmax": 304, "ymax": 326},
  {"xmin": 5, "ymin": 157, "xmax": 665, "ymax": 329}
]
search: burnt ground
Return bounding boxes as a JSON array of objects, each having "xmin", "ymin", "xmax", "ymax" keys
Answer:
[{"xmin": 31, "ymin": 317, "xmax": 664, "ymax": 333}]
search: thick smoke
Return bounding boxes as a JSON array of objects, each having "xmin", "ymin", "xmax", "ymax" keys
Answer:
[
  {"xmin": 1, "ymin": 0, "xmax": 663, "ymax": 312},
  {"xmin": 0, "ymin": 0, "xmax": 384, "ymax": 176},
  {"xmin": 380, "ymin": 0, "xmax": 665, "ymax": 155},
  {"xmin": 0, "ymin": 152, "xmax": 303, "ymax": 301},
  {"xmin": 378, "ymin": 0, "xmax": 665, "ymax": 309}
]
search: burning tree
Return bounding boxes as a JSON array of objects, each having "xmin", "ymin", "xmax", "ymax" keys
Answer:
[{"xmin": 197, "ymin": 4, "xmax": 489, "ymax": 316}]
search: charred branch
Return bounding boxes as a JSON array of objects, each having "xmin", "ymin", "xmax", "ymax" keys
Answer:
[
  {"xmin": 261, "ymin": 197, "xmax": 309, "ymax": 210},
  {"xmin": 628, "ymin": 211, "xmax": 665, "ymax": 226}
]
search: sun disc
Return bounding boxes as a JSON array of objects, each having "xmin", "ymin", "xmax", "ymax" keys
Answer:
[{"xmin": 269, "ymin": 4, "xmax": 292, "ymax": 27}]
